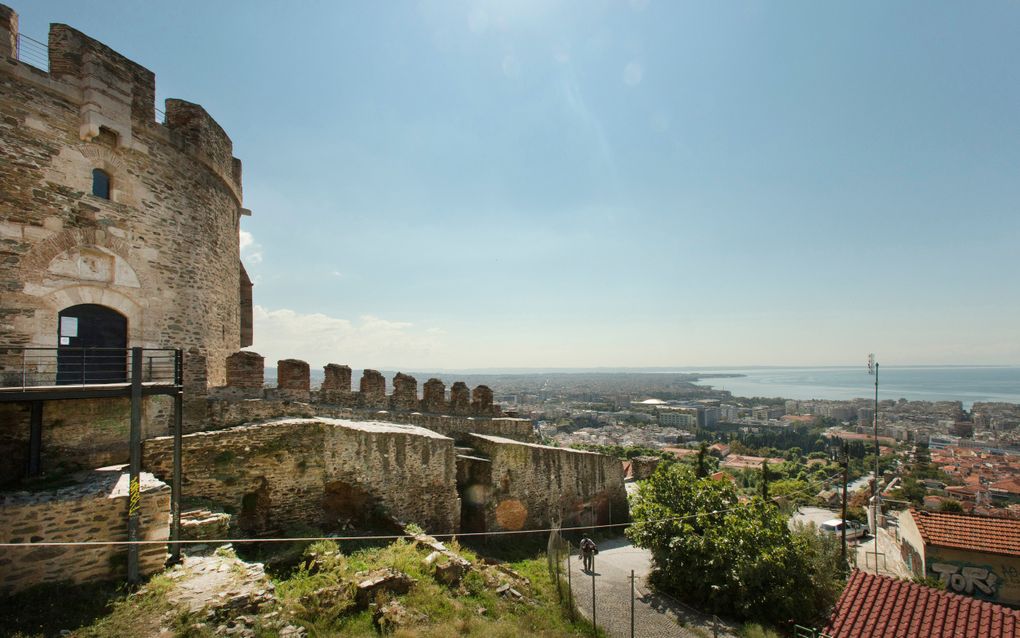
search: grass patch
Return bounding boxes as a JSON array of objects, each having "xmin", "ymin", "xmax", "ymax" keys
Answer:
[{"xmin": 28, "ymin": 534, "xmax": 595, "ymax": 638}]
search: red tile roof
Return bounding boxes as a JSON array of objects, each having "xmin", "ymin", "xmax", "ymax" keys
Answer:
[
  {"xmin": 825, "ymin": 570, "xmax": 1020, "ymax": 638},
  {"xmin": 911, "ymin": 509, "xmax": 1020, "ymax": 557}
]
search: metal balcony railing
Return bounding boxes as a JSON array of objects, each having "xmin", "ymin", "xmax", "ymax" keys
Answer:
[{"xmin": 0, "ymin": 346, "xmax": 181, "ymax": 390}]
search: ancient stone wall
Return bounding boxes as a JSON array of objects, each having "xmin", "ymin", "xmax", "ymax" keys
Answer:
[
  {"xmin": 273, "ymin": 359, "xmax": 309, "ymax": 401},
  {"xmin": 449, "ymin": 382, "xmax": 471, "ymax": 416},
  {"xmin": 0, "ymin": 396, "xmax": 170, "ymax": 487},
  {"xmin": 142, "ymin": 418, "xmax": 459, "ymax": 535},
  {"xmin": 0, "ymin": 11, "xmax": 248, "ymax": 386},
  {"xmin": 421, "ymin": 378, "xmax": 446, "ymax": 414},
  {"xmin": 188, "ymin": 394, "xmax": 534, "ymax": 443},
  {"xmin": 225, "ymin": 351, "xmax": 264, "ymax": 393},
  {"xmin": 322, "ymin": 364, "xmax": 351, "ymax": 391},
  {"xmin": 390, "ymin": 373, "xmax": 418, "ymax": 411},
  {"xmin": 0, "ymin": 467, "xmax": 169, "ymax": 593},
  {"xmin": 359, "ymin": 369, "xmax": 387, "ymax": 409},
  {"xmin": 461, "ymin": 434, "xmax": 628, "ymax": 533}
]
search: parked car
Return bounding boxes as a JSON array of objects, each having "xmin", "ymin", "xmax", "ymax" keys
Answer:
[{"xmin": 820, "ymin": 518, "xmax": 867, "ymax": 539}]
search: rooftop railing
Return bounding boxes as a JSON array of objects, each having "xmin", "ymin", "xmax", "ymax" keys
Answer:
[{"xmin": 15, "ymin": 32, "xmax": 47, "ymax": 71}]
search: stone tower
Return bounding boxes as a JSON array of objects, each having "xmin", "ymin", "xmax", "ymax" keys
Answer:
[{"xmin": 0, "ymin": 5, "xmax": 252, "ymax": 387}]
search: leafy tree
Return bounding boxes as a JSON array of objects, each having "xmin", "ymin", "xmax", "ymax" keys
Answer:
[{"xmin": 627, "ymin": 463, "xmax": 844, "ymax": 626}]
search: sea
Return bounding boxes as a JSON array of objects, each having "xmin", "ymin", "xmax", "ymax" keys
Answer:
[{"xmin": 688, "ymin": 366, "xmax": 1020, "ymax": 409}]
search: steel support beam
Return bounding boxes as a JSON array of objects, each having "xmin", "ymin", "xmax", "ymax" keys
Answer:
[{"xmin": 127, "ymin": 347, "xmax": 143, "ymax": 584}]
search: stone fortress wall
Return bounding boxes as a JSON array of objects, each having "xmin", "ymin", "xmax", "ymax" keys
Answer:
[
  {"xmin": 142, "ymin": 418, "xmax": 460, "ymax": 536},
  {"xmin": 0, "ymin": 5, "xmax": 628, "ymax": 593},
  {"xmin": 0, "ymin": 7, "xmax": 250, "ymax": 387}
]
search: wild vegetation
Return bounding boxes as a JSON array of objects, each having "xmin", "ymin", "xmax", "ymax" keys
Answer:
[{"xmin": 2, "ymin": 537, "xmax": 595, "ymax": 638}]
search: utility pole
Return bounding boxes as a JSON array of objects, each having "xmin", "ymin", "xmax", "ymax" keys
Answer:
[
  {"xmin": 867, "ymin": 353, "xmax": 880, "ymax": 573},
  {"xmin": 841, "ymin": 444, "xmax": 849, "ymax": 572},
  {"xmin": 761, "ymin": 459, "xmax": 769, "ymax": 501}
]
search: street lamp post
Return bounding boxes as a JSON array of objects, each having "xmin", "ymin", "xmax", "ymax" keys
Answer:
[{"xmin": 867, "ymin": 353, "xmax": 880, "ymax": 572}]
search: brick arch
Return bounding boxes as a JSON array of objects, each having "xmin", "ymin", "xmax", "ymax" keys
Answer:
[
  {"xmin": 78, "ymin": 143, "xmax": 127, "ymax": 172},
  {"xmin": 18, "ymin": 227, "xmax": 155, "ymax": 292},
  {"xmin": 34, "ymin": 285, "xmax": 154, "ymax": 348}
]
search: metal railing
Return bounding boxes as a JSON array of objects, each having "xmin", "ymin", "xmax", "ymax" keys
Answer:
[
  {"xmin": 12, "ymin": 33, "xmax": 166, "ymax": 123},
  {"xmin": 0, "ymin": 346, "xmax": 180, "ymax": 389},
  {"xmin": 15, "ymin": 32, "xmax": 48, "ymax": 71},
  {"xmin": 794, "ymin": 626, "xmax": 834, "ymax": 638}
]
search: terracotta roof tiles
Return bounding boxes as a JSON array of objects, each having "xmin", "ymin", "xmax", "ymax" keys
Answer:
[
  {"xmin": 825, "ymin": 570, "xmax": 1020, "ymax": 638},
  {"xmin": 911, "ymin": 509, "xmax": 1020, "ymax": 557}
]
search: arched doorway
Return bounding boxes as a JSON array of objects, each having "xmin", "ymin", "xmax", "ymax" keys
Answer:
[{"xmin": 56, "ymin": 304, "xmax": 128, "ymax": 384}]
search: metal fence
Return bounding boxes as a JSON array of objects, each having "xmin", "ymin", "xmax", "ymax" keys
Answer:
[
  {"xmin": 0, "ymin": 347, "xmax": 179, "ymax": 389},
  {"xmin": 547, "ymin": 527, "xmax": 729, "ymax": 638},
  {"xmin": 15, "ymin": 32, "xmax": 48, "ymax": 71},
  {"xmin": 11, "ymin": 33, "xmax": 166, "ymax": 123}
]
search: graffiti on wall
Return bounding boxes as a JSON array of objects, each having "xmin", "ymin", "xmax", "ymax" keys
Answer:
[{"xmin": 929, "ymin": 561, "xmax": 1000, "ymax": 598}]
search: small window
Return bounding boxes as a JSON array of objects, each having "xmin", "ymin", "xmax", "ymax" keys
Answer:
[{"xmin": 92, "ymin": 169, "xmax": 111, "ymax": 199}]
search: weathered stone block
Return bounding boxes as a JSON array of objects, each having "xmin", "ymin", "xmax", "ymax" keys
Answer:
[
  {"xmin": 322, "ymin": 364, "xmax": 352, "ymax": 391},
  {"xmin": 471, "ymin": 385, "xmax": 494, "ymax": 416},
  {"xmin": 277, "ymin": 359, "xmax": 310, "ymax": 401},
  {"xmin": 359, "ymin": 370, "xmax": 387, "ymax": 409},
  {"xmin": 225, "ymin": 351, "xmax": 264, "ymax": 391},
  {"xmin": 449, "ymin": 382, "xmax": 470, "ymax": 416},
  {"xmin": 421, "ymin": 378, "xmax": 446, "ymax": 414},
  {"xmin": 390, "ymin": 373, "xmax": 418, "ymax": 412}
]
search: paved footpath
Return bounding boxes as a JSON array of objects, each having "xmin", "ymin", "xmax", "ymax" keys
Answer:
[{"xmin": 565, "ymin": 537, "xmax": 739, "ymax": 638}]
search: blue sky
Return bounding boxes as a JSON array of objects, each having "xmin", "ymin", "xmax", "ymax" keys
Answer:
[{"xmin": 20, "ymin": 1, "xmax": 1020, "ymax": 369}]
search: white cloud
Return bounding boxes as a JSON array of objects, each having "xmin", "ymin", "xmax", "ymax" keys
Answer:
[
  {"xmin": 239, "ymin": 229, "xmax": 263, "ymax": 265},
  {"xmin": 250, "ymin": 306, "xmax": 443, "ymax": 369}
]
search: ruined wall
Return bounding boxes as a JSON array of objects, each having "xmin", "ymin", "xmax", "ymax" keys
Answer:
[
  {"xmin": 0, "ymin": 11, "xmax": 247, "ymax": 386},
  {"xmin": 0, "ymin": 396, "xmax": 170, "ymax": 486},
  {"xmin": 189, "ymin": 394, "xmax": 534, "ymax": 443},
  {"xmin": 0, "ymin": 467, "xmax": 169, "ymax": 593},
  {"xmin": 461, "ymin": 434, "xmax": 628, "ymax": 533},
  {"xmin": 142, "ymin": 418, "xmax": 459, "ymax": 535}
]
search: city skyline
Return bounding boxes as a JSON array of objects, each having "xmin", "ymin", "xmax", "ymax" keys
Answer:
[{"xmin": 20, "ymin": 1, "xmax": 1020, "ymax": 370}]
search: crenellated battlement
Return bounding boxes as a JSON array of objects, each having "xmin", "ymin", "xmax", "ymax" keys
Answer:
[
  {"xmin": 0, "ymin": 4, "xmax": 243, "ymax": 198},
  {"xmin": 213, "ymin": 351, "xmax": 504, "ymax": 419}
]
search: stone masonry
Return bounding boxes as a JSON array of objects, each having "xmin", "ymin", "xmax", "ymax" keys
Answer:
[
  {"xmin": 359, "ymin": 369, "xmax": 387, "ymax": 409},
  {"xmin": 449, "ymin": 382, "xmax": 471, "ymax": 416},
  {"xmin": 0, "ymin": 466, "xmax": 169, "ymax": 593},
  {"xmin": 322, "ymin": 364, "xmax": 352, "ymax": 391},
  {"xmin": 422, "ymin": 378, "xmax": 446, "ymax": 413},
  {"xmin": 274, "ymin": 359, "xmax": 310, "ymax": 401},
  {"xmin": 225, "ymin": 351, "xmax": 264, "ymax": 393},
  {"xmin": 143, "ymin": 418, "xmax": 460, "ymax": 535},
  {"xmin": 461, "ymin": 434, "xmax": 628, "ymax": 534},
  {"xmin": 0, "ymin": 8, "xmax": 251, "ymax": 386},
  {"xmin": 390, "ymin": 373, "xmax": 418, "ymax": 411}
]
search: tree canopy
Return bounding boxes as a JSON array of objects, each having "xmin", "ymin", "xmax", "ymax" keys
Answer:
[{"xmin": 626, "ymin": 463, "xmax": 843, "ymax": 627}]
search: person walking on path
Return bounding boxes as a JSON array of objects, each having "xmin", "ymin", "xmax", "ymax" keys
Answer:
[{"xmin": 580, "ymin": 535, "xmax": 597, "ymax": 573}]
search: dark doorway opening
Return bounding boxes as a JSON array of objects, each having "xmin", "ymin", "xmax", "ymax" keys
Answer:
[{"xmin": 56, "ymin": 304, "xmax": 128, "ymax": 384}]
